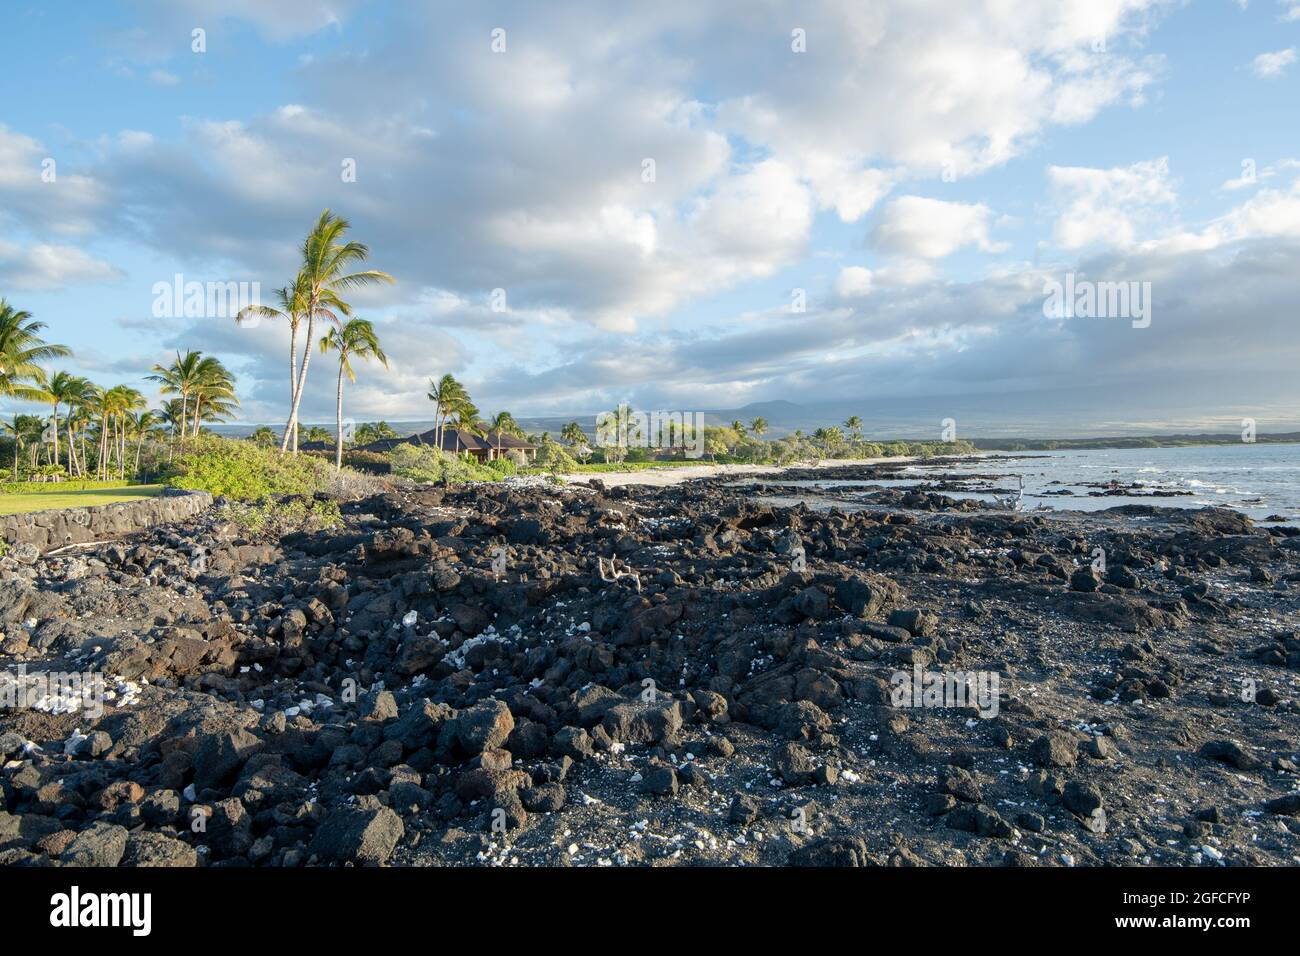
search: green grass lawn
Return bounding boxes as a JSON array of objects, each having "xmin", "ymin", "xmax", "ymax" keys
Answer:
[{"xmin": 0, "ymin": 484, "xmax": 163, "ymax": 516}]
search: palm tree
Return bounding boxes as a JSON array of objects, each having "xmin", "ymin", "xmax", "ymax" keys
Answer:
[
  {"xmin": 427, "ymin": 374, "xmax": 466, "ymax": 451},
  {"xmin": 159, "ymin": 398, "xmax": 186, "ymax": 447},
  {"xmin": 65, "ymin": 400, "xmax": 94, "ymax": 478},
  {"xmin": 130, "ymin": 410, "xmax": 160, "ymax": 475},
  {"xmin": 2, "ymin": 414, "xmax": 44, "ymax": 482},
  {"xmin": 749, "ymin": 417, "xmax": 768, "ymax": 439},
  {"xmin": 99, "ymin": 385, "xmax": 145, "ymax": 479},
  {"xmin": 238, "ymin": 273, "xmax": 309, "ymax": 452},
  {"xmin": 489, "ymin": 410, "xmax": 522, "ymax": 460},
  {"xmin": 147, "ymin": 351, "xmax": 205, "ymax": 451},
  {"xmin": 188, "ymin": 356, "xmax": 238, "ymax": 437},
  {"xmin": 561, "ymin": 421, "xmax": 584, "ymax": 446},
  {"xmin": 0, "ymin": 301, "xmax": 69, "ymax": 478},
  {"xmin": 39, "ymin": 370, "xmax": 88, "ymax": 471},
  {"xmin": 450, "ymin": 400, "xmax": 482, "ymax": 455},
  {"xmin": 320, "ymin": 318, "xmax": 388, "ymax": 470},
  {"xmin": 730, "ymin": 420, "xmax": 745, "ymax": 436},
  {"xmin": 844, "ymin": 416, "xmax": 863, "ymax": 448},
  {"xmin": 248, "ymin": 426, "xmax": 278, "ymax": 447},
  {"xmin": 284, "ymin": 210, "xmax": 395, "ymax": 454}
]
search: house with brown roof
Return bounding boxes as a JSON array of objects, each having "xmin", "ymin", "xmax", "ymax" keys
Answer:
[{"xmin": 358, "ymin": 426, "xmax": 537, "ymax": 463}]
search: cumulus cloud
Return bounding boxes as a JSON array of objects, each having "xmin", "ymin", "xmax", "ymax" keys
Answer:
[
  {"xmin": 1048, "ymin": 157, "xmax": 1177, "ymax": 250},
  {"xmin": 0, "ymin": 125, "xmax": 108, "ymax": 237},
  {"xmin": 17, "ymin": 0, "xmax": 1296, "ymax": 432},
  {"xmin": 0, "ymin": 241, "xmax": 122, "ymax": 291},
  {"xmin": 1252, "ymin": 48, "xmax": 1296, "ymax": 77},
  {"xmin": 870, "ymin": 196, "xmax": 1006, "ymax": 259}
]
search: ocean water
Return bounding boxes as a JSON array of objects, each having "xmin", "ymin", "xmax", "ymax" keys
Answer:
[
  {"xmin": 942, "ymin": 444, "xmax": 1300, "ymax": 521},
  {"xmin": 766, "ymin": 444, "xmax": 1300, "ymax": 523}
]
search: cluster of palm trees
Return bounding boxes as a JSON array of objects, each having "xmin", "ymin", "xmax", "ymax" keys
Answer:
[
  {"xmin": 0, "ymin": 297, "xmax": 243, "ymax": 483},
  {"xmin": 147, "ymin": 350, "xmax": 238, "ymax": 456},
  {"xmin": 237, "ymin": 209, "xmax": 394, "ymax": 467},
  {"xmin": 426, "ymin": 373, "xmax": 525, "ymax": 458}
]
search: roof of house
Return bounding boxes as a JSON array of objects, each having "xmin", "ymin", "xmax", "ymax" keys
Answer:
[{"xmin": 358, "ymin": 427, "xmax": 536, "ymax": 454}]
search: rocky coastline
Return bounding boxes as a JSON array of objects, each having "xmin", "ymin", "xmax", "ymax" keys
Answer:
[{"xmin": 1, "ymin": 462, "xmax": 1298, "ymax": 868}]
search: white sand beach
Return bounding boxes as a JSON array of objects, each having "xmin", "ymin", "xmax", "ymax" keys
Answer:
[{"xmin": 560, "ymin": 457, "xmax": 910, "ymax": 487}]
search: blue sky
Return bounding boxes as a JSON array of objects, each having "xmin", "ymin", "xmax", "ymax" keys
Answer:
[{"xmin": 2, "ymin": 0, "xmax": 1299, "ymax": 435}]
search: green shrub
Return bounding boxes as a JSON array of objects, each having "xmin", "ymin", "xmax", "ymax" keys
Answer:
[
  {"xmin": 534, "ymin": 436, "xmax": 577, "ymax": 474},
  {"xmin": 388, "ymin": 443, "xmax": 498, "ymax": 484},
  {"xmin": 226, "ymin": 498, "xmax": 342, "ymax": 537},
  {"xmin": 485, "ymin": 457, "xmax": 517, "ymax": 476},
  {"xmin": 163, "ymin": 436, "xmax": 333, "ymax": 502}
]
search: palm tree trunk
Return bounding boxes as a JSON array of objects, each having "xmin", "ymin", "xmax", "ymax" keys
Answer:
[
  {"xmin": 51, "ymin": 406, "xmax": 60, "ymax": 471},
  {"xmin": 335, "ymin": 361, "xmax": 345, "ymax": 471},
  {"xmin": 283, "ymin": 305, "xmax": 316, "ymax": 454},
  {"xmin": 177, "ymin": 391, "xmax": 188, "ymax": 452},
  {"xmin": 288, "ymin": 321, "xmax": 300, "ymax": 453}
]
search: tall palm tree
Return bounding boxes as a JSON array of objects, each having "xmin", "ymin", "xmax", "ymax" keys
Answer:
[
  {"xmin": 319, "ymin": 318, "xmax": 388, "ymax": 470},
  {"xmin": 749, "ymin": 417, "xmax": 768, "ymax": 440},
  {"xmin": 130, "ymin": 410, "xmax": 160, "ymax": 475},
  {"xmin": 427, "ymin": 373, "xmax": 466, "ymax": 451},
  {"xmin": 237, "ymin": 273, "xmax": 310, "ymax": 452},
  {"xmin": 0, "ymin": 300, "xmax": 69, "ymax": 477},
  {"xmin": 284, "ymin": 210, "xmax": 395, "ymax": 454},
  {"xmin": 99, "ymin": 385, "xmax": 145, "ymax": 479},
  {"xmin": 147, "ymin": 351, "xmax": 205, "ymax": 451},
  {"xmin": 730, "ymin": 420, "xmax": 745, "ymax": 436},
  {"xmin": 39, "ymin": 370, "xmax": 91, "ymax": 471},
  {"xmin": 188, "ymin": 356, "xmax": 238, "ymax": 437}
]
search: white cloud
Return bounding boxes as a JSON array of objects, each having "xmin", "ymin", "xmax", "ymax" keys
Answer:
[
  {"xmin": 870, "ymin": 196, "xmax": 1006, "ymax": 259},
  {"xmin": 834, "ymin": 266, "xmax": 874, "ymax": 298},
  {"xmin": 1048, "ymin": 157, "xmax": 1176, "ymax": 249},
  {"xmin": 0, "ymin": 125, "xmax": 107, "ymax": 236},
  {"xmin": 1251, "ymin": 47, "xmax": 1296, "ymax": 78},
  {"xmin": 0, "ymin": 241, "xmax": 122, "ymax": 291}
]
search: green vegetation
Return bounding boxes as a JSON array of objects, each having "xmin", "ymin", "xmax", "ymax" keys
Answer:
[
  {"xmin": 387, "ymin": 443, "xmax": 501, "ymax": 484},
  {"xmin": 0, "ymin": 484, "xmax": 162, "ymax": 516},
  {"xmin": 533, "ymin": 435, "xmax": 577, "ymax": 474},
  {"xmin": 163, "ymin": 437, "xmax": 332, "ymax": 501},
  {"xmin": 225, "ymin": 497, "xmax": 342, "ymax": 536}
]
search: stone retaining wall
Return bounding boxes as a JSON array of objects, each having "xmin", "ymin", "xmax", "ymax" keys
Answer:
[{"xmin": 0, "ymin": 489, "xmax": 213, "ymax": 553}]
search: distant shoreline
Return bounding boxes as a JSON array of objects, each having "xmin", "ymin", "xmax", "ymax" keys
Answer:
[{"xmin": 207, "ymin": 421, "xmax": 1300, "ymax": 451}]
